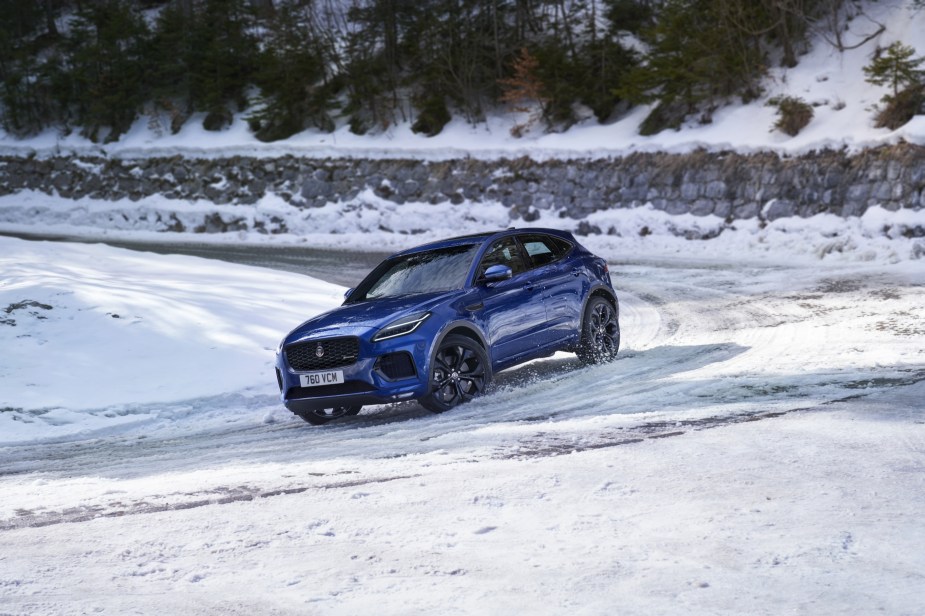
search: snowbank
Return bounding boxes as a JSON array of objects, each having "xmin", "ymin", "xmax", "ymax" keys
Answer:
[
  {"xmin": 0, "ymin": 236, "xmax": 343, "ymax": 444},
  {"xmin": 2, "ymin": 190, "xmax": 924, "ymax": 266}
]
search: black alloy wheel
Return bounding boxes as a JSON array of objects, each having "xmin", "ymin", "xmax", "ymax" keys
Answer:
[
  {"xmin": 577, "ymin": 296, "xmax": 620, "ymax": 364},
  {"xmin": 421, "ymin": 334, "xmax": 491, "ymax": 413},
  {"xmin": 295, "ymin": 405, "xmax": 362, "ymax": 425}
]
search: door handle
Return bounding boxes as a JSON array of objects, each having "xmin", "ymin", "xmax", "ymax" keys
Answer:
[{"xmin": 524, "ymin": 281, "xmax": 536, "ymax": 291}]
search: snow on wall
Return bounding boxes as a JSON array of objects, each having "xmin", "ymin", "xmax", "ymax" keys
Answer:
[{"xmin": 3, "ymin": 145, "xmax": 924, "ymax": 218}]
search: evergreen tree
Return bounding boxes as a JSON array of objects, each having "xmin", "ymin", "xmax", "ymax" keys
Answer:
[
  {"xmin": 604, "ymin": 0, "xmax": 656, "ymax": 34},
  {"xmin": 617, "ymin": 0, "xmax": 768, "ymax": 134},
  {"xmin": 59, "ymin": 0, "xmax": 151, "ymax": 141},
  {"xmin": 569, "ymin": 37, "xmax": 638, "ymax": 123},
  {"xmin": 148, "ymin": 1, "xmax": 197, "ymax": 133},
  {"xmin": 863, "ymin": 41, "xmax": 925, "ymax": 101},
  {"xmin": 406, "ymin": 0, "xmax": 507, "ymax": 127},
  {"xmin": 0, "ymin": 0, "xmax": 856, "ymax": 138},
  {"xmin": 0, "ymin": 0, "xmax": 57, "ymax": 135},
  {"xmin": 188, "ymin": 0, "xmax": 258, "ymax": 130},
  {"xmin": 249, "ymin": 3, "xmax": 333, "ymax": 141},
  {"xmin": 864, "ymin": 41, "xmax": 925, "ymax": 129},
  {"xmin": 341, "ymin": 0, "xmax": 420, "ymax": 132}
]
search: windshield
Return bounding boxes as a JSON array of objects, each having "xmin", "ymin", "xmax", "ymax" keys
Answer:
[{"xmin": 349, "ymin": 244, "xmax": 478, "ymax": 302}]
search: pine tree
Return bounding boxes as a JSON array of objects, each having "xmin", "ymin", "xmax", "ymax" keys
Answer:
[
  {"xmin": 617, "ymin": 0, "xmax": 769, "ymax": 135},
  {"xmin": 249, "ymin": 3, "xmax": 332, "ymax": 141},
  {"xmin": 60, "ymin": 0, "xmax": 151, "ymax": 142},
  {"xmin": 189, "ymin": 0, "xmax": 258, "ymax": 131},
  {"xmin": 148, "ymin": 1, "xmax": 197, "ymax": 133},
  {"xmin": 0, "ymin": 0, "xmax": 56, "ymax": 135},
  {"xmin": 863, "ymin": 41, "xmax": 925, "ymax": 101}
]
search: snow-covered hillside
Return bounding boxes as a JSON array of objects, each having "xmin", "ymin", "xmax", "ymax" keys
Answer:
[{"xmin": 1, "ymin": 0, "xmax": 924, "ymax": 161}]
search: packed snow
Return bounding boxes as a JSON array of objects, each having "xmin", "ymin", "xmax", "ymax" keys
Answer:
[
  {"xmin": 1, "ymin": 228, "xmax": 923, "ymax": 614},
  {"xmin": 2, "ymin": 0, "xmax": 925, "ymax": 611}
]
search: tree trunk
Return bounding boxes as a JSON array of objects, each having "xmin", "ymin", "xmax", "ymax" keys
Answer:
[{"xmin": 42, "ymin": 0, "xmax": 59, "ymax": 37}]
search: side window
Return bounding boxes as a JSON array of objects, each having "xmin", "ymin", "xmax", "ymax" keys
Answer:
[
  {"xmin": 521, "ymin": 234, "xmax": 572, "ymax": 268},
  {"xmin": 478, "ymin": 237, "xmax": 526, "ymax": 278}
]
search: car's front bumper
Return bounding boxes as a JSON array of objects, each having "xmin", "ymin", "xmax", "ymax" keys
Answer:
[{"xmin": 275, "ymin": 333, "xmax": 433, "ymax": 413}]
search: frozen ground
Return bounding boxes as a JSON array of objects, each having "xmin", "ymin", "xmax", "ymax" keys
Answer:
[
  {"xmin": 1, "ymin": 234, "xmax": 923, "ymax": 614},
  {"xmin": 1, "ymin": 1, "xmax": 924, "ymax": 607}
]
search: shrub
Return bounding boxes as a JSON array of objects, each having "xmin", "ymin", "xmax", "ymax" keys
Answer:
[
  {"xmin": 203, "ymin": 106, "xmax": 233, "ymax": 131},
  {"xmin": 348, "ymin": 114, "xmax": 368, "ymax": 135},
  {"xmin": 874, "ymin": 83, "xmax": 925, "ymax": 130},
  {"xmin": 638, "ymin": 101, "xmax": 686, "ymax": 136},
  {"xmin": 770, "ymin": 96, "xmax": 813, "ymax": 136},
  {"xmin": 411, "ymin": 94, "xmax": 451, "ymax": 137}
]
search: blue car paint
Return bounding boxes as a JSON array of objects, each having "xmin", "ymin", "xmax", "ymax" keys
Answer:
[{"xmin": 275, "ymin": 228, "xmax": 617, "ymax": 415}]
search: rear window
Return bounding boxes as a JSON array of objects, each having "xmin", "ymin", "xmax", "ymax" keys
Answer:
[{"xmin": 520, "ymin": 234, "xmax": 572, "ymax": 268}]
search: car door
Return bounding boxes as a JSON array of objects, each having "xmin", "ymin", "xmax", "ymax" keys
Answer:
[
  {"xmin": 475, "ymin": 236, "xmax": 548, "ymax": 364},
  {"xmin": 520, "ymin": 234, "xmax": 583, "ymax": 345}
]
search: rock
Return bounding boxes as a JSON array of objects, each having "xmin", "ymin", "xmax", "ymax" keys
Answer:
[
  {"xmin": 575, "ymin": 221, "xmax": 602, "ymax": 236},
  {"xmin": 734, "ymin": 202, "xmax": 760, "ymax": 219},
  {"xmin": 764, "ymin": 199, "xmax": 796, "ymax": 221},
  {"xmin": 0, "ymin": 145, "xmax": 922, "ymax": 237},
  {"xmin": 690, "ymin": 199, "xmax": 715, "ymax": 217},
  {"xmin": 301, "ymin": 179, "xmax": 331, "ymax": 200}
]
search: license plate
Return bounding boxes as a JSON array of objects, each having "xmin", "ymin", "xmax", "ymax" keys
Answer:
[{"xmin": 299, "ymin": 370, "xmax": 345, "ymax": 388}]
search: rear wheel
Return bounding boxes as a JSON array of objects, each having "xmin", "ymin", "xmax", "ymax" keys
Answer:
[
  {"xmin": 577, "ymin": 296, "xmax": 620, "ymax": 364},
  {"xmin": 294, "ymin": 405, "xmax": 361, "ymax": 425},
  {"xmin": 421, "ymin": 335, "xmax": 491, "ymax": 413}
]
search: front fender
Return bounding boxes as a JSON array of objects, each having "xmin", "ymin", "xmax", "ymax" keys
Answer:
[{"xmin": 423, "ymin": 319, "xmax": 492, "ymax": 394}]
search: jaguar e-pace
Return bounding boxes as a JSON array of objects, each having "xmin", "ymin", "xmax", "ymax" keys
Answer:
[{"xmin": 275, "ymin": 228, "xmax": 619, "ymax": 424}]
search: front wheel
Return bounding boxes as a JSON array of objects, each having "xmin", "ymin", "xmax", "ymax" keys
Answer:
[
  {"xmin": 294, "ymin": 405, "xmax": 361, "ymax": 425},
  {"xmin": 420, "ymin": 335, "xmax": 492, "ymax": 413},
  {"xmin": 577, "ymin": 296, "xmax": 620, "ymax": 364}
]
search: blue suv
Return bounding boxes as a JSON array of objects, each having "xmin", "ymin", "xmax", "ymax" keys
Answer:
[{"xmin": 275, "ymin": 228, "xmax": 619, "ymax": 424}]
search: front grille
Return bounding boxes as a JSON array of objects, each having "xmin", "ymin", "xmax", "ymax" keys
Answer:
[
  {"xmin": 375, "ymin": 352, "xmax": 417, "ymax": 380},
  {"xmin": 286, "ymin": 337, "xmax": 359, "ymax": 371},
  {"xmin": 286, "ymin": 381, "xmax": 376, "ymax": 400}
]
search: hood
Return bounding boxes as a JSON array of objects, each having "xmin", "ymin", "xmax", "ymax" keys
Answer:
[{"xmin": 285, "ymin": 291, "xmax": 458, "ymax": 343}]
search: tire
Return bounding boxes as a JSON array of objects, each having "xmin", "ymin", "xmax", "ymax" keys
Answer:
[
  {"xmin": 294, "ymin": 405, "xmax": 361, "ymax": 425},
  {"xmin": 420, "ymin": 334, "xmax": 492, "ymax": 413},
  {"xmin": 577, "ymin": 296, "xmax": 620, "ymax": 364}
]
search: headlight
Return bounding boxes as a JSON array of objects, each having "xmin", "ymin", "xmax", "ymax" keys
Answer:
[{"xmin": 373, "ymin": 312, "xmax": 431, "ymax": 342}]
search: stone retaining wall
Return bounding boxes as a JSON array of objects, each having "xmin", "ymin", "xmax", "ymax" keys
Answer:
[{"xmin": 1, "ymin": 144, "xmax": 923, "ymax": 228}]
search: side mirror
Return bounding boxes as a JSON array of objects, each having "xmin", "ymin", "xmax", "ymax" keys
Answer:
[
  {"xmin": 480, "ymin": 264, "xmax": 512, "ymax": 284},
  {"xmin": 344, "ymin": 287, "xmax": 355, "ymax": 300}
]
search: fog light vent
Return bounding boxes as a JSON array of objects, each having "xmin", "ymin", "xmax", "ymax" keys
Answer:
[{"xmin": 375, "ymin": 352, "xmax": 416, "ymax": 380}]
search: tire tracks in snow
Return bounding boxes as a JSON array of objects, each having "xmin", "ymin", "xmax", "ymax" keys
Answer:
[
  {"xmin": 496, "ymin": 369, "xmax": 925, "ymax": 460},
  {"xmin": 0, "ymin": 473, "xmax": 420, "ymax": 531},
  {"xmin": 2, "ymin": 254, "xmax": 923, "ymax": 533}
]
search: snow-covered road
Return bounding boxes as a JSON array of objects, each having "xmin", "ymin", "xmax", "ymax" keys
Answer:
[{"xmin": 1, "ymin": 237, "xmax": 923, "ymax": 614}]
